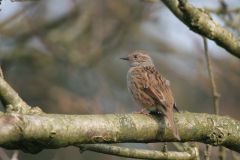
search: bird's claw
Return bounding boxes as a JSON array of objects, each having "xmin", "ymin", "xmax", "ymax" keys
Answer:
[{"xmin": 133, "ymin": 111, "xmax": 150, "ymax": 116}]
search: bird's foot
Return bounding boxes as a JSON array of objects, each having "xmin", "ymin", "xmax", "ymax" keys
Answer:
[{"xmin": 133, "ymin": 110, "xmax": 150, "ymax": 116}]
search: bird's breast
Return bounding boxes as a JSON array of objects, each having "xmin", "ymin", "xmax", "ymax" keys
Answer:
[{"xmin": 127, "ymin": 68, "xmax": 156, "ymax": 109}]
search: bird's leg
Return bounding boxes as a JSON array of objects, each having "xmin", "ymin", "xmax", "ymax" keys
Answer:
[{"xmin": 133, "ymin": 106, "xmax": 150, "ymax": 116}]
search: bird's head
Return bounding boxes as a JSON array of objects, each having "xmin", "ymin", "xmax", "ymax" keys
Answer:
[{"xmin": 120, "ymin": 50, "xmax": 155, "ymax": 67}]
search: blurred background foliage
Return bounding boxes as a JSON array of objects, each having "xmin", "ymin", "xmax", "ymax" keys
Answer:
[{"xmin": 0, "ymin": 0, "xmax": 240, "ymax": 159}]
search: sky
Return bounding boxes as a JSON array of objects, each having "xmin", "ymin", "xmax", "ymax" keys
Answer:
[{"xmin": 0, "ymin": 0, "xmax": 240, "ymax": 58}]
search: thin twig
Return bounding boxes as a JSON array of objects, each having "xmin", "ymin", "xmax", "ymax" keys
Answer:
[
  {"xmin": 219, "ymin": 145, "xmax": 226, "ymax": 160},
  {"xmin": 203, "ymin": 37, "xmax": 220, "ymax": 115},
  {"xmin": 204, "ymin": 144, "xmax": 212, "ymax": 160}
]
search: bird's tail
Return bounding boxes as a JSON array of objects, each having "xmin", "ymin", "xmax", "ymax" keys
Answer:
[{"xmin": 162, "ymin": 107, "xmax": 181, "ymax": 140}]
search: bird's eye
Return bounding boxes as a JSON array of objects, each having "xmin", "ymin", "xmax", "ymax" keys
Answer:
[{"xmin": 134, "ymin": 55, "xmax": 138, "ymax": 58}]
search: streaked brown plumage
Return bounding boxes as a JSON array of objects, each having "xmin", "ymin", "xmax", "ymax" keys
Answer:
[{"xmin": 120, "ymin": 50, "xmax": 181, "ymax": 140}]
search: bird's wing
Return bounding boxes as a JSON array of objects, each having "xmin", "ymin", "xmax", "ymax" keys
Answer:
[
  {"xmin": 142, "ymin": 67, "xmax": 181, "ymax": 140},
  {"xmin": 144, "ymin": 85, "xmax": 171, "ymax": 109},
  {"xmin": 143, "ymin": 69, "xmax": 172, "ymax": 109}
]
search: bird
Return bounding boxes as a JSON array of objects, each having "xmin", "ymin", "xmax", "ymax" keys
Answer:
[{"xmin": 120, "ymin": 50, "xmax": 181, "ymax": 140}]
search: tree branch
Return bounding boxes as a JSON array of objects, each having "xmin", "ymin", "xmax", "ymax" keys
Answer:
[
  {"xmin": 0, "ymin": 76, "xmax": 30, "ymax": 112},
  {"xmin": 0, "ymin": 112, "xmax": 240, "ymax": 153},
  {"xmin": 0, "ymin": 74, "xmax": 43, "ymax": 115},
  {"xmin": 162, "ymin": 0, "xmax": 240, "ymax": 59},
  {"xmin": 77, "ymin": 143, "xmax": 199, "ymax": 160}
]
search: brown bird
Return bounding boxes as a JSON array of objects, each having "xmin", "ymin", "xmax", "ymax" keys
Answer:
[{"xmin": 120, "ymin": 50, "xmax": 180, "ymax": 140}]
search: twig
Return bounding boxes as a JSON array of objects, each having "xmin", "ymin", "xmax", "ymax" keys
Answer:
[
  {"xmin": 219, "ymin": 145, "xmax": 226, "ymax": 160},
  {"xmin": 78, "ymin": 144, "xmax": 199, "ymax": 159},
  {"xmin": 204, "ymin": 144, "xmax": 212, "ymax": 160},
  {"xmin": 203, "ymin": 37, "xmax": 220, "ymax": 115}
]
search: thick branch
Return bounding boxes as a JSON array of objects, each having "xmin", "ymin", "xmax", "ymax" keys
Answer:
[
  {"xmin": 0, "ymin": 112, "xmax": 240, "ymax": 153},
  {"xmin": 77, "ymin": 144, "xmax": 199, "ymax": 160},
  {"xmin": 162, "ymin": 0, "xmax": 240, "ymax": 59}
]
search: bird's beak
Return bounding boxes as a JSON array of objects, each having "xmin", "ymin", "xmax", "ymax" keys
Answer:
[{"xmin": 120, "ymin": 57, "xmax": 129, "ymax": 60}]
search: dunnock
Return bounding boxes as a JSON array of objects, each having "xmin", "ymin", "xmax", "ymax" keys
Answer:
[{"xmin": 120, "ymin": 50, "xmax": 180, "ymax": 140}]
